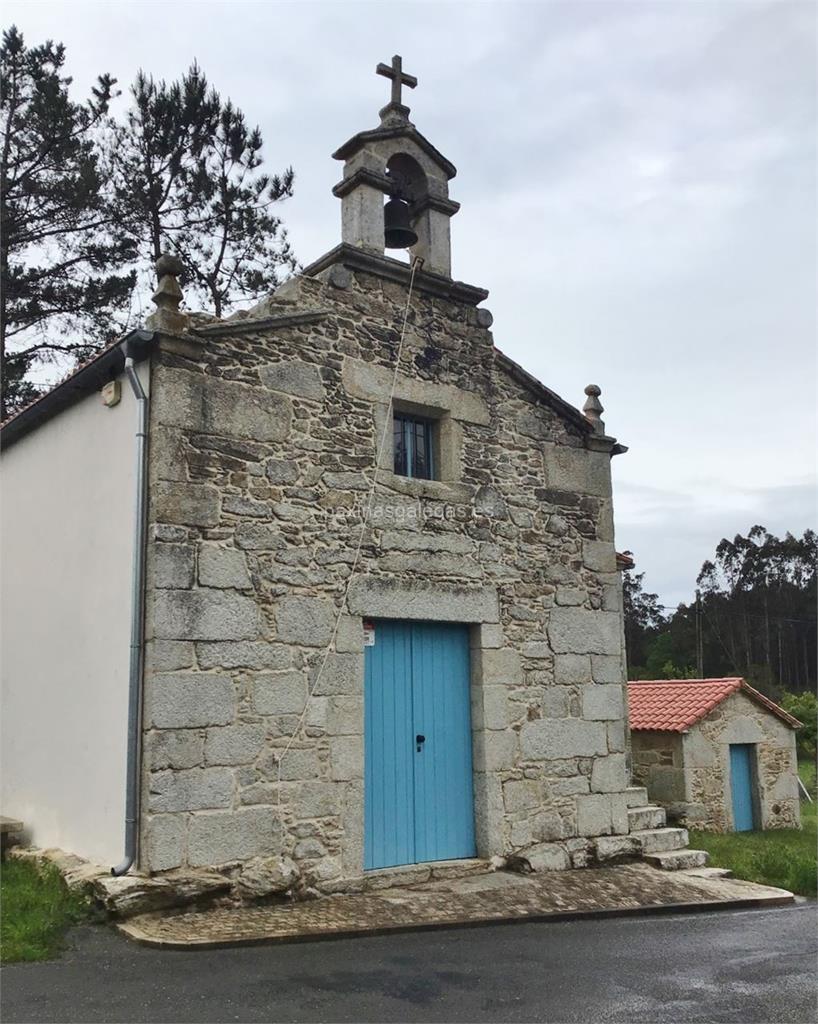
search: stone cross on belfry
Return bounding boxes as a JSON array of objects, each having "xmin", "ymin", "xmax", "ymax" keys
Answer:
[{"xmin": 376, "ymin": 54, "xmax": 417, "ymax": 109}]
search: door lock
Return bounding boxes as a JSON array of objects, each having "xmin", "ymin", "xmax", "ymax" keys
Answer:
[{"xmin": 416, "ymin": 734, "xmax": 426, "ymax": 752}]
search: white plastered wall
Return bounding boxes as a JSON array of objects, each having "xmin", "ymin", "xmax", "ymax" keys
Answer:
[{"xmin": 0, "ymin": 363, "xmax": 148, "ymax": 865}]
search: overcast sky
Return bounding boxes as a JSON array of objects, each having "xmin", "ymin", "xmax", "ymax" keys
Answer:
[{"xmin": 8, "ymin": 0, "xmax": 816, "ymax": 606}]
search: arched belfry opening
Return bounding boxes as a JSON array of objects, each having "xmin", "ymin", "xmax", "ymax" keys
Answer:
[
  {"xmin": 386, "ymin": 153, "xmax": 427, "ymax": 204},
  {"xmin": 330, "ymin": 55, "xmax": 461, "ymax": 278},
  {"xmin": 383, "ymin": 154, "xmax": 427, "ymax": 256}
]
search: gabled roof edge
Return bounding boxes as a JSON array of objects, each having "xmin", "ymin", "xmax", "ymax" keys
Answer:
[
  {"xmin": 493, "ymin": 348, "xmax": 594, "ymax": 437},
  {"xmin": 332, "ymin": 123, "xmax": 458, "ymax": 179},
  {"xmin": 0, "ymin": 329, "xmax": 155, "ymax": 451},
  {"xmin": 739, "ymin": 680, "xmax": 803, "ymax": 729}
]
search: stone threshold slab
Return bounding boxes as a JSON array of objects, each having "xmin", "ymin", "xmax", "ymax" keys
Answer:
[{"xmin": 117, "ymin": 862, "xmax": 794, "ymax": 951}]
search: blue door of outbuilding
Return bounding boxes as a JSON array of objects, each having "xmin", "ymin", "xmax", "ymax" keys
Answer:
[
  {"xmin": 364, "ymin": 620, "xmax": 476, "ymax": 870},
  {"xmin": 729, "ymin": 743, "xmax": 757, "ymax": 832}
]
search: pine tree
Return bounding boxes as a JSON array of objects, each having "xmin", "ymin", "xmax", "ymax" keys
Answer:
[
  {"xmin": 0, "ymin": 26, "xmax": 136, "ymax": 418},
  {"xmin": 108, "ymin": 64, "xmax": 218, "ymax": 269},
  {"xmin": 110, "ymin": 64, "xmax": 296, "ymax": 316},
  {"xmin": 176, "ymin": 99, "xmax": 296, "ymax": 317}
]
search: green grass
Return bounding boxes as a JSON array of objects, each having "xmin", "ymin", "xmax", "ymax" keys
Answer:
[
  {"xmin": 1, "ymin": 859, "xmax": 94, "ymax": 963},
  {"xmin": 689, "ymin": 760, "xmax": 817, "ymax": 898}
]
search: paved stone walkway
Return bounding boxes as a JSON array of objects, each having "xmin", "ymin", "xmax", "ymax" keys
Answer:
[{"xmin": 118, "ymin": 862, "xmax": 794, "ymax": 949}]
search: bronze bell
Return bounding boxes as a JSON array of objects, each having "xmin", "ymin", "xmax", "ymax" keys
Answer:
[{"xmin": 383, "ymin": 196, "xmax": 418, "ymax": 249}]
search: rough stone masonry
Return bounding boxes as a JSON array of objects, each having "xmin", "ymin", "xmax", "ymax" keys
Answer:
[{"xmin": 139, "ymin": 261, "xmax": 632, "ymax": 890}]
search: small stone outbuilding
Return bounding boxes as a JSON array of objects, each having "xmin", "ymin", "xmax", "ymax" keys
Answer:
[{"xmin": 629, "ymin": 678, "xmax": 802, "ymax": 832}]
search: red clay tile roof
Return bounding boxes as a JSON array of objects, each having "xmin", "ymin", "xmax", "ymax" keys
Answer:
[{"xmin": 627, "ymin": 678, "xmax": 801, "ymax": 732}]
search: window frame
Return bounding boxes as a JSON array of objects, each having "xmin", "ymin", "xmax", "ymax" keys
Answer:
[{"xmin": 393, "ymin": 412, "xmax": 436, "ymax": 480}]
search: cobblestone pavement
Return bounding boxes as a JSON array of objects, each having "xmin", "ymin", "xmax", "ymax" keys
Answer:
[{"xmin": 118, "ymin": 861, "xmax": 793, "ymax": 948}]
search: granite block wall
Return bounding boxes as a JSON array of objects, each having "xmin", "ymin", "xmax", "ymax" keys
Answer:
[{"xmin": 139, "ymin": 263, "xmax": 631, "ymax": 886}]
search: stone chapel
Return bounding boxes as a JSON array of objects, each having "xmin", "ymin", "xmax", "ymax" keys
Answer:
[{"xmin": 0, "ymin": 56, "xmax": 706, "ymax": 893}]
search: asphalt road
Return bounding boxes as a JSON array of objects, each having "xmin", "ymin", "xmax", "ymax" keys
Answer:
[{"xmin": 2, "ymin": 904, "xmax": 816, "ymax": 1023}]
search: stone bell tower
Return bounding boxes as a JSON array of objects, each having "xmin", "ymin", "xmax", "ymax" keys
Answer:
[{"xmin": 330, "ymin": 55, "xmax": 461, "ymax": 277}]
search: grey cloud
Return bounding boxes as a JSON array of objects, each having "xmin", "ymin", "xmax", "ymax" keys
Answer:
[{"xmin": 615, "ymin": 478, "xmax": 816, "ymax": 607}]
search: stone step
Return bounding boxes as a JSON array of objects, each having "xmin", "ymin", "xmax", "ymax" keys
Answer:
[
  {"xmin": 644, "ymin": 848, "xmax": 709, "ymax": 871},
  {"xmin": 624, "ymin": 786, "xmax": 649, "ymax": 808},
  {"xmin": 627, "ymin": 805, "xmax": 667, "ymax": 831},
  {"xmin": 631, "ymin": 827, "xmax": 689, "ymax": 854},
  {"xmin": 363, "ymin": 858, "xmax": 491, "ymax": 891},
  {"xmin": 594, "ymin": 835, "xmax": 641, "ymax": 862},
  {"xmin": 93, "ymin": 870, "xmax": 232, "ymax": 917},
  {"xmin": 681, "ymin": 865, "xmax": 731, "ymax": 879}
]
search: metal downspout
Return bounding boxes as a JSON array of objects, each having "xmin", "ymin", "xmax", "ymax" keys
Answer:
[{"xmin": 112, "ymin": 354, "xmax": 150, "ymax": 876}]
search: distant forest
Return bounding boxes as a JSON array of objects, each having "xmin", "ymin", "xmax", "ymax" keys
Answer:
[{"xmin": 624, "ymin": 526, "xmax": 816, "ymax": 699}]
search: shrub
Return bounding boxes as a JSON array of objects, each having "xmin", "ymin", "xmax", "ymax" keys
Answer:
[{"xmin": 781, "ymin": 691, "xmax": 817, "ymax": 761}]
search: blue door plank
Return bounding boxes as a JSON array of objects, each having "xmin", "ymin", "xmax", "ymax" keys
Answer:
[
  {"xmin": 364, "ymin": 621, "xmax": 414, "ymax": 869},
  {"xmin": 412, "ymin": 622, "xmax": 475, "ymax": 863},
  {"xmin": 365, "ymin": 620, "xmax": 476, "ymax": 870},
  {"xmin": 729, "ymin": 743, "xmax": 756, "ymax": 832},
  {"xmin": 412, "ymin": 622, "xmax": 438, "ymax": 862}
]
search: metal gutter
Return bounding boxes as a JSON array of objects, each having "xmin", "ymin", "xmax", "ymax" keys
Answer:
[{"xmin": 112, "ymin": 332, "xmax": 153, "ymax": 876}]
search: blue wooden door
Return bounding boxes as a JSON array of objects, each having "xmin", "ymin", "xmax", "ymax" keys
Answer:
[
  {"xmin": 364, "ymin": 621, "xmax": 476, "ymax": 870},
  {"xmin": 729, "ymin": 744, "xmax": 757, "ymax": 832}
]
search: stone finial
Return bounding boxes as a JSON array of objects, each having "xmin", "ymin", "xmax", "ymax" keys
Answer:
[
  {"xmin": 146, "ymin": 254, "xmax": 189, "ymax": 333},
  {"xmin": 583, "ymin": 384, "xmax": 605, "ymax": 434}
]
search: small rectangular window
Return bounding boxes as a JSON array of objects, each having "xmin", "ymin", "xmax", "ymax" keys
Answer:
[{"xmin": 393, "ymin": 413, "xmax": 435, "ymax": 480}]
